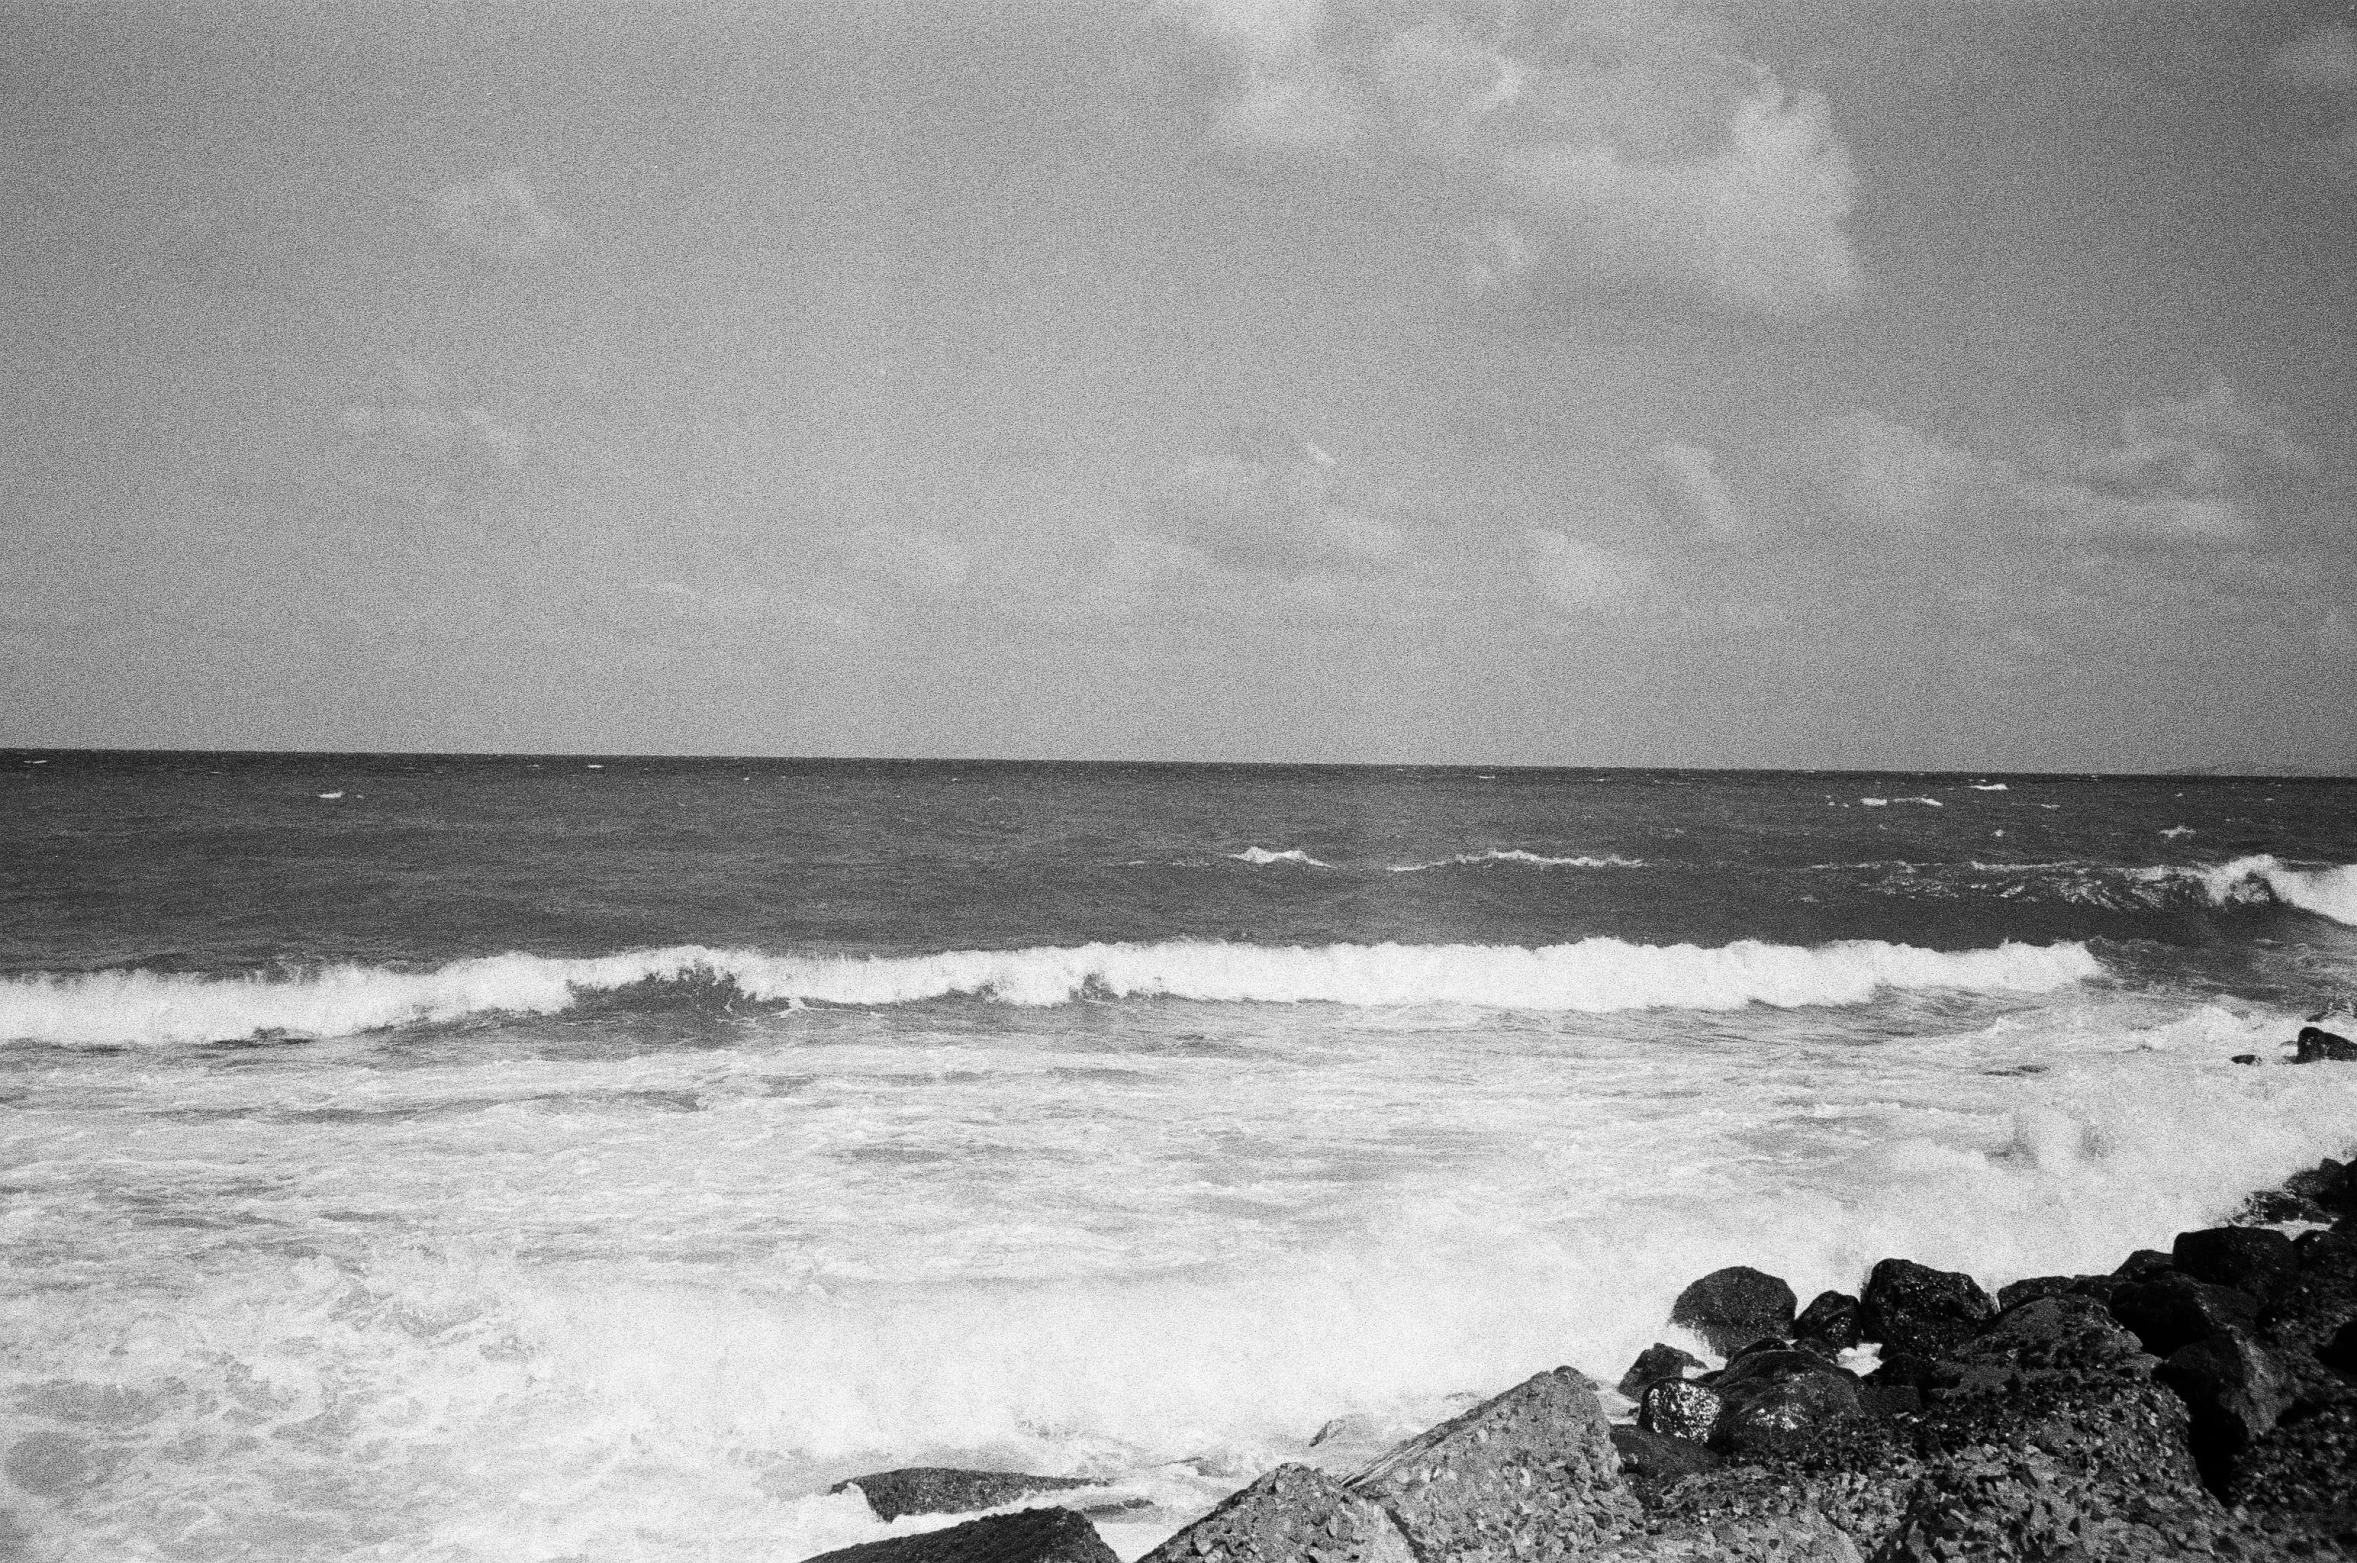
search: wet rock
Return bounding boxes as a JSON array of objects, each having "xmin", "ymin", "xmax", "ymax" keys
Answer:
[
  {"xmin": 1640, "ymin": 1379, "xmax": 1727, "ymax": 1444},
  {"xmin": 804, "ymin": 1508, "xmax": 1117, "ymax": 1563},
  {"xmin": 1793, "ymin": 1290, "xmax": 1862, "ymax": 1351},
  {"xmin": 1618, "ymin": 1343, "xmax": 1706, "ymax": 1400},
  {"xmin": 2157, "ymin": 1330, "xmax": 2295, "ymax": 1490},
  {"xmin": 2113, "ymin": 1248, "xmax": 2174, "ymax": 1278},
  {"xmin": 1991, "ymin": 1275, "xmax": 2076, "ymax": 1312},
  {"xmin": 1857, "ymin": 1260, "xmax": 1996, "ymax": 1359},
  {"xmin": 1863, "ymin": 1354, "xmax": 1960, "ymax": 1395},
  {"xmin": 2294, "ymin": 1025, "xmax": 2357, "ymax": 1062},
  {"xmin": 1724, "ymin": 1338, "xmax": 1798, "ymax": 1366},
  {"xmin": 2231, "ymin": 1052, "xmax": 2259, "ymax": 1064},
  {"xmin": 2172, "ymin": 1225, "xmax": 2299, "ymax": 1304},
  {"xmin": 1712, "ymin": 1368, "xmax": 1864, "ymax": 1460},
  {"xmin": 2222, "ymin": 1398, "xmax": 2357, "ymax": 1540},
  {"xmin": 1670, "ymin": 1267, "xmax": 1799, "ymax": 1356},
  {"xmin": 831, "ymin": 1469, "xmax": 1099, "ymax": 1522},
  {"xmin": 1607, "ymin": 1425, "xmax": 1724, "ymax": 1498},
  {"xmin": 2286, "ymin": 1157, "xmax": 2357, "ymax": 1213},
  {"xmin": 1137, "ymin": 1464, "xmax": 1411, "ymax": 1563},
  {"xmin": 1959, "ymin": 1293, "xmax": 2144, "ymax": 1372},
  {"xmin": 1347, "ymin": 1366, "xmax": 1639, "ymax": 1563},
  {"xmin": 2107, "ymin": 1271, "xmax": 2260, "ymax": 1358}
]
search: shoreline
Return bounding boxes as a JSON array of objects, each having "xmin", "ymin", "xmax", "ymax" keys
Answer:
[{"xmin": 811, "ymin": 1101, "xmax": 2357, "ymax": 1563}]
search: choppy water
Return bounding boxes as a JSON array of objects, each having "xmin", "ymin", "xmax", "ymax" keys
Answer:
[{"xmin": 3, "ymin": 753, "xmax": 2355, "ymax": 1561}]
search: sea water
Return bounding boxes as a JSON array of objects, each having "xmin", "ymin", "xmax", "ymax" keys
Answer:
[{"xmin": 2, "ymin": 755, "xmax": 2354, "ymax": 1562}]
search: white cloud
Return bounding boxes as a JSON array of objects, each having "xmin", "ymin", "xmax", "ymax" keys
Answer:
[
  {"xmin": 1527, "ymin": 528, "xmax": 1656, "ymax": 610},
  {"xmin": 2274, "ymin": 24, "xmax": 2357, "ymax": 92},
  {"xmin": 1169, "ymin": 430, "xmax": 1412, "ymax": 572},
  {"xmin": 430, "ymin": 170, "xmax": 566, "ymax": 263},
  {"xmin": 338, "ymin": 360, "xmax": 523, "ymax": 472},
  {"xmin": 1647, "ymin": 441, "xmax": 1749, "ymax": 535},
  {"xmin": 1168, "ymin": 0, "xmax": 1860, "ymax": 314}
]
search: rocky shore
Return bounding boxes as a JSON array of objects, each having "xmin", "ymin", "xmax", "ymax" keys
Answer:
[{"xmin": 810, "ymin": 1084, "xmax": 2357, "ymax": 1562}]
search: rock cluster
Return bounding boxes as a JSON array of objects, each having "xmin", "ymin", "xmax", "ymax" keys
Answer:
[{"xmin": 804, "ymin": 1147, "xmax": 2357, "ymax": 1563}]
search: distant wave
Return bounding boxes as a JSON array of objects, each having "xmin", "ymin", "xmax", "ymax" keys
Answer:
[
  {"xmin": 1227, "ymin": 847, "xmax": 1329, "ymax": 867},
  {"xmin": 1387, "ymin": 849, "xmax": 1645, "ymax": 873},
  {"xmin": 0, "ymin": 938, "xmax": 2104, "ymax": 1046},
  {"xmin": 1859, "ymin": 796, "xmax": 1942, "ymax": 808}
]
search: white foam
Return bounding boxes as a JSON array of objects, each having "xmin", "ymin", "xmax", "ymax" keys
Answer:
[
  {"xmin": 2181, "ymin": 855, "xmax": 2357, "ymax": 926},
  {"xmin": 1226, "ymin": 847, "xmax": 1328, "ymax": 867},
  {"xmin": 0, "ymin": 937, "xmax": 2108, "ymax": 1046},
  {"xmin": 1387, "ymin": 850, "xmax": 1644, "ymax": 873},
  {"xmin": 1968, "ymin": 783, "xmax": 2008, "ymax": 791}
]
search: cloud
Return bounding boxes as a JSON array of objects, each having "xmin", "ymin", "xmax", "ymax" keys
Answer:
[
  {"xmin": 429, "ymin": 170, "xmax": 567, "ymax": 263},
  {"xmin": 1647, "ymin": 441, "xmax": 1749, "ymax": 535},
  {"xmin": 1526, "ymin": 529, "xmax": 1656, "ymax": 611},
  {"xmin": 337, "ymin": 360, "xmax": 524, "ymax": 482},
  {"xmin": 1167, "ymin": 0, "xmax": 1860, "ymax": 314},
  {"xmin": 2272, "ymin": 24, "xmax": 2357, "ymax": 179},
  {"xmin": 1167, "ymin": 427, "xmax": 1412, "ymax": 573}
]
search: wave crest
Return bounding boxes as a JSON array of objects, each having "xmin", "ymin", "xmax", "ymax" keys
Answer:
[
  {"xmin": 1388, "ymin": 850, "xmax": 1645, "ymax": 873},
  {"xmin": 2184, "ymin": 855, "xmax": 2357, "ymax": 927},
  {"xmin": 0, "ymin": 937, "xmax": 2105, "ymax": 1047}
]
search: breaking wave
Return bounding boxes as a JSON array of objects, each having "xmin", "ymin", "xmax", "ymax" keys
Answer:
[
  {"xmin": 1227, "ymin": 847, "xmax": 1329, "ymax": 867},
  {"xmin": 2182, "ymin": 855, "xmax": 2357, "ymax": 927},
  {"xmin": 1387, "ymin": 850, "xmax": 1645, "ymax": 873},
  {"xmin": 0, "ymin": 938, "xmax": 2105, "ymax": 1047}
]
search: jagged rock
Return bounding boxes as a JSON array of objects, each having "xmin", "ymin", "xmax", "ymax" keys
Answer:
[
  {"xmin": 1711, "ymin": 1362, "xmax": 1864, "ymax": 1459},
  {"xmin": 1991, "ymin": 1275, "xmax": 2076, "ymax": 1311},
  {"xmin": 1136, "ymin": 1464, "xmax": 1410, "ymax": 1563},
  {"xmin": 1618, "ymin": 1342, "xmax": 1707, "ymax": 1400},
  {"xmin": 1640, "ymin": 1379, "xmax": 1725, "ymax": 1443},
  {"xmin": 1863, "ymin": 1354, "xmax": 1960, "ymax": 1395},
  {"xmin": 1724, "ymin": 1338, "xmax": 1798, "ymax": 1365},
  {"xmin": 1347, "ymin": 1366, "xmax": 1639, "ymax": 1563},
  {"xmin": 830, "ymin": 1469, "xmax": 1099, "ymax": 1522},
  {"xmin": 2262, "ymin": 1230, "xmax": 2357, "ymax": 1362},
  {"xmin": 1857, "ymin": 1382, "xmax": 1922, "ymax": 1420},
  {"xmin": 1959, "ymin": 1293, "xmax": 2144, "ymax": 1372},
  {"xmin": 2294, "ymin": 1025, "xmax": 2357, "ymax": 1062},
  {"xmin": 1793, "ymin": 1290, "xmax": 1862, "ymax": 1351},
  {"xmin": 1607, "ymin": 1425, "xmax": 1724, "ymax": 1495},
  {"xmin": 1858, "ymin": 1260, "xmax": 1996, "ymax": 1359},
  {"xmin": 2157, "ymin": 1330, "xmax": 2295, "ymax": 1489},
  {"xmin": 2286, "ymin": 1157, "xmax": 2357, "ymax": 1212},
  {"xmin": 2171, "ymin": 1225, "xmax": 2299, "ymax": 1303},
  {"xmin": 2113, "ymin": 1248, "xmax": 2174, "ymax": 1278},
  {"xmin": 2223, "ymin": 1398, "xmax": 2357, "ymax": 1539},
  {"xmin": 1670, "ymin": 1267, "xmax": 1798, "ymax": 1356},
  {"xmin": 1600, "ymin": 1510, "xmax": 1863, "ymax": 1562},
  {"xmin": 803, "ymin": 1508, "xmax": 1117, "ymax": 1563},
  {"xmin": 2107, "ymin": 1271, "xmax": 2260, "ymax": 1358}
]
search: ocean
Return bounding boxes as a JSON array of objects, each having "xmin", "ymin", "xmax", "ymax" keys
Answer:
[{"xmin": 3, "ymin": 752, "xmax": 2355, "ymax": 1562}]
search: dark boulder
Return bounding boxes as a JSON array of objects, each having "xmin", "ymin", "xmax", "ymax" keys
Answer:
[
  {"xmin": 830, "ymin": 1469, "xmax": 1097, "ymax": 1522},
  {"xmin": 1346, "ymin": 1367, "xmax": 1639, "ymax": 1561},
  {"xmin": 1960, "ymin": 1292, "xmax": 2144, "ymax": 1371},
  {"xmin": 1858, "ymin": 1258, "xmax": 1997, "ymax": 1358},
  {"xmin": 2231, "ymin": 1053, "xmax": 2260, "ymax": 1064},
  {"xmin": 2323, "ymin": 1318, "xmax": 2357, "ymax": 1374},
  {"xmin": 2286, "ymin": 1157, "xmax": 2357, "ymax": 1213},
  {"xmin": 2294, "ymin": 1025, "xmax": 2357, "ymax": 1061},
  {"xmin": 1137, "ymin": 1464, "xmax": 1410, "ymax": 1563},
  {"xmin": 2113, "ymin": 1248, "xmax": 2174, "ymax": 1278},
  {"xmin": 1716, "ymin": 1348, "xmax": 1853, "ymax": 1389},
  {"xmin": 2172, "ymin": 1226, "xmax": 2298, "ymax": 1303},
  {"xmin": 1864, "ymin": 1353, "xmax": 1961, "ymax": 1395},
  {"xmin": 1638, "ymin": 1378, "xmax": 1724, "ymax": 1443},
  {"xmin": 2157, "ymin": 1330, "xmax": 2295, "ymax": 1491},
  {"xmin": 1992, "ymin": 1275, "xmax": 2077, "ymax": 1311},
  {"xmin": 1708, "ymin": 1353, "xmax": 1863, "ymax": 1459},
  {"xmin": 803, "ymin": 1509, "xmax": 1116, "ymax": 1563},
  {"xmin": 2107, "ymin": 1271, "xmax": 2260, "ymax": 1358},
  {"xmin": 1793, "ymin": 1290, "xmax": 1862, "ymax": 1350},
  {"xmin": 1668, "ymin": 1266, "xmax": 1798, "ymax": 1356},
  {"xmin": 1605, "ymin": 1425, "xmax": 1723, "ymax": 1497},
  {"xmin": 1615, "ymin": 1342, "xmax": 1704, "ymax": 1400}
]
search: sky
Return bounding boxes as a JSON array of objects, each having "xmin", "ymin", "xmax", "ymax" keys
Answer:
[{"xmin": 2, "ymin": 0, "xmax": 2353, "ymax": 769}]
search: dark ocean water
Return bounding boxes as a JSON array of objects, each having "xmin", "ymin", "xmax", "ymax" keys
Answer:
[{"xmin": 2, "ymin": 752, "xmax": 2353, "ymax": 1562}]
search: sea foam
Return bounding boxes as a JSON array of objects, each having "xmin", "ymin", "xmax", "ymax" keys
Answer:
[
  {"xmin": 0, "ymin": 937, "xmax": 2107, "ymax": 1046},
  {"xmin": 2190, "ymin": 855, "xmax": 2357, "ymax": 927}
]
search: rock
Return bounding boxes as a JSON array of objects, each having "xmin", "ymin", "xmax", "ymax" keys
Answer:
[
  {"xmin": 1793, "ymin": 1290, "xmax": 1862, "ymax": 1351},
  {"xmin": 1857, "ymin": 1259, "xmax": 1996, "ymax": 1359},
  {"xmin": 2231, "ymin": 1052, "xmax": 2259, "ymax": 1064},
  {"xmin": 2286, "ymin": 1157, "xmax": 2357, "ymax": 1213},
  {"xmin": 2294, "ymin": 1025, "xmax": 2357, "ymax": 1062},
  {"xmin": 1991, "ymin": 1275, "xmax": 2076, "ymax": 1311},
  {"xmin": 2157, "ymin": 1330, "xmax": 2295, "ymax": 1490},
  {"xmin": 1669, "ymin": 1267, "xmax": 1799, "ymax": 1356},
  {"xmin": 2322, "ymin": 1318, "xmax": 2357, "ymax": 1373},
  {"xmin": 830, "ymin": 1469, "xmax": 1099, "ymax": 1522},
  {"xmin": 1716, "ymin": 1349, "xmax": 1854, "ymax": 1388},
  {"xmin": 2171, "ymin": 1225, "xmax": 2298, "ymax": 1303},
  {"xmin": 1346, "ymin": 1366, "xmax": 1639, "ymax": 1562},
  {"xmin": 802, "ymin": 1508, "xmax": 1117, "ymax": 1563},
  {"xmin": 1639, "ymin": 1379, "xmax": 1726, "ymax": 1444},
  {"xmin": 1607, "ymin": 1425, "xmax": 1724, "ymax": 1494},
  {"xmin": 2106, "ymin": 1271, "xmax": 2260, "ymax": 1358},
  {"xmin": 1723, "ymin": 1338, "xmax": 1795, "ymax": 1365},
  {"xmin": 1600, "ymin": 1510, "xmax": 1864, "ymax": 1562},
  {"xmin": 1136, "ymin": 1465, "xmax": 1411, "ymax": 1563},
  {"xmin": 1862, "ymin": 1354, "xmax": 1960, "ymax": 1396},
  {"xmin": 2112, "ymin": 1248, "xmax": 2174, "ymax": 1278},
  {"xmin": 1617, "ymin": 1342, "xmax": 1706, "ymax": 1400},
  {"xmin": 1712, "ymin": 1368, "xmax": 1864, "ymax": 1459},
  {"xmin": 1959, "ymin": 1293, "xmax": 2143, "ymax": 1371},
  {"xmin": 1856, "ymin": 1382, "xmax": 1922, "ymax": 1420}
]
